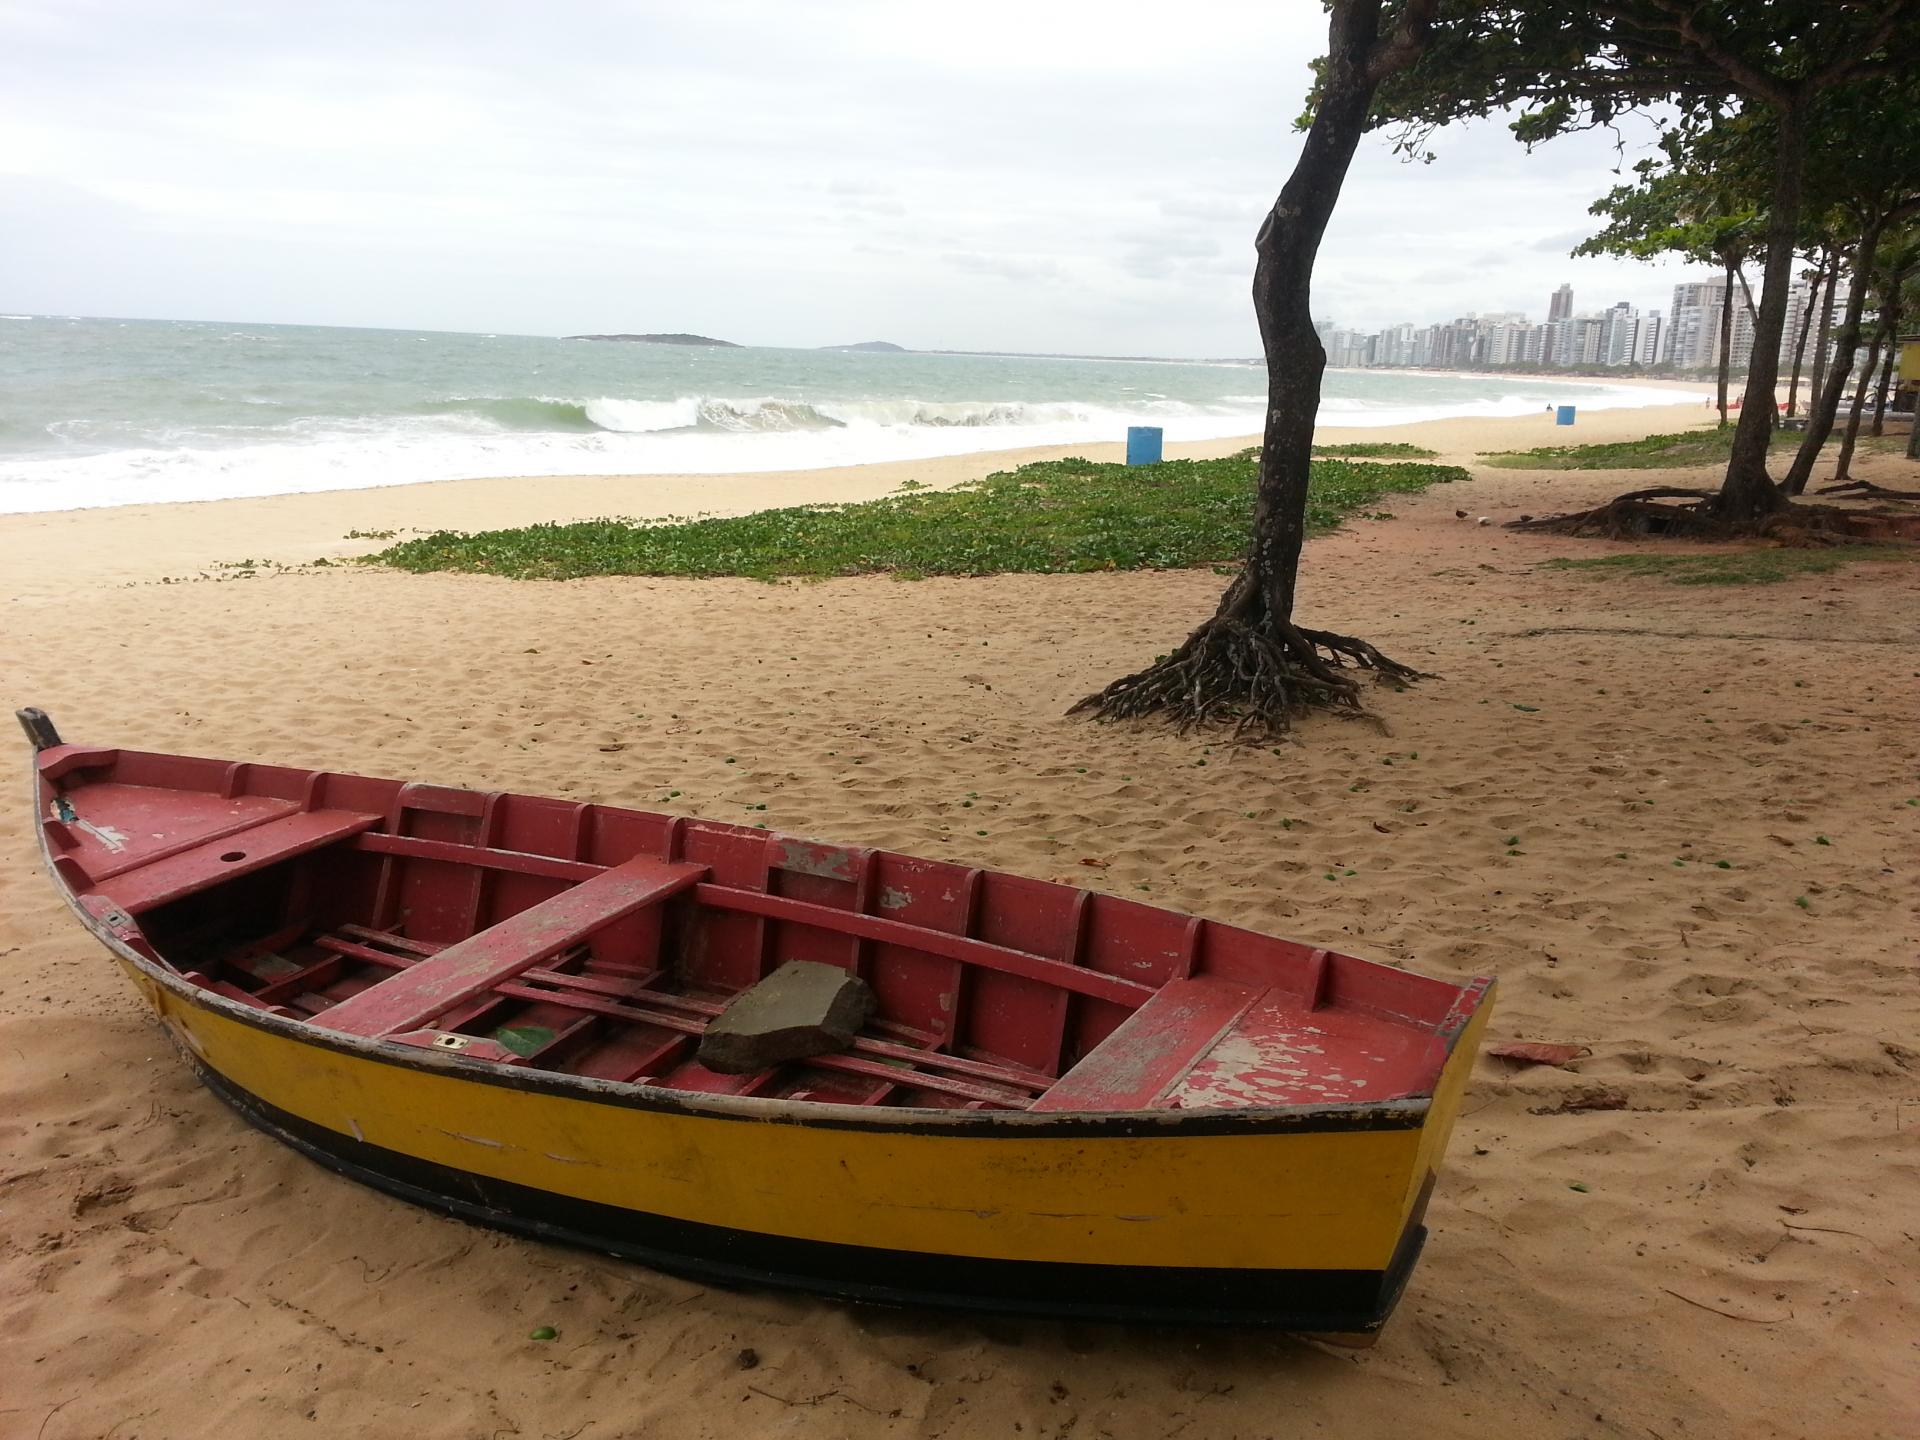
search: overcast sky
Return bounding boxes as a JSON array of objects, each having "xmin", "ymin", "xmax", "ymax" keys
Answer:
[{"xmin": 1, "ymin": 0, "xmax": 1708, "ymax": 356}]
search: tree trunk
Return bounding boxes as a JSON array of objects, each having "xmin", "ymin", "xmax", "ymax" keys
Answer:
[
  {"xmin": 1714, "ymin": 259, "xmax": 1735, "ymax": 426},
  {"xmin": 1785, "ymin": 249, "xmax": 1827, "ymax": 419},
  {"xmin": 1832, "ymin": 324, "xmax": 1885, "ymax": 483},
  {"xmin": 1716, "ymin": 100, "xmax": 1807, "ymax": 520},
  {"xmin": 1783, "ymin": 213, "xmax": 1891, "ymax": 496},
  {"xmin": 1074, "ymin": 0, "xmax": 1427, "ymax": 735},
  {"xmin": 1808, "ymin": 251, "xmax": 1840, "ymax": 424},
  {"xmin": 1868, "ymin": 332, "xmax": 1896, "ymax": 437},
  {"xmin": 1869, "ymin": 268, "xmax": 1906, "ymax": 436}
]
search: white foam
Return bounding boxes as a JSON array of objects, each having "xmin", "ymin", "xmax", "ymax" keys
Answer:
[
  {"xmin": 0, "ymin": 381, "xmax": 1708, "ymax": 514},
  {"xmin": 582, "ymin": 396, "xmax": 702, "ymax": 432}
]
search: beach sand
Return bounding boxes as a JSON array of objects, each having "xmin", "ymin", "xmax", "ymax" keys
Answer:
[{"xmin": 3, "ymin": 402, "xmax": 1915, "ymax": 1439}]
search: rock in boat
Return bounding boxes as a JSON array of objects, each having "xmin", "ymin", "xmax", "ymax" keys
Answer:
[{"xmin": 20, "ymin": 708, "xmax": 1494, "ymax": 1333}]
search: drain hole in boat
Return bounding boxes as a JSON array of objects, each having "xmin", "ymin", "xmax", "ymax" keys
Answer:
[{"xmin": 219, "ymin": 851, "xmax": 246, "ymax": 862}]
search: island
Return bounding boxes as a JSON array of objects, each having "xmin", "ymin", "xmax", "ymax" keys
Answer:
[
  {"xmin": 563, "ymin": 333, "xmax": 742, "ymax": 347},
  {"xmin": 819, "ymin": 340, "xmax": 908, "ymax": 353}
]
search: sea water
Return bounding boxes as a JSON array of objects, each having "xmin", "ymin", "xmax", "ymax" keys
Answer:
[{"xmin": 0, "ymin": 316, "xmax": 1692, "ymax": 514}]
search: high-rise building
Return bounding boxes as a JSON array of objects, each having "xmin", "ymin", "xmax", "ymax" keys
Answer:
[
  {"xmin": 1600, "ymin": 302, "xmax": 1637, "ymax": 366},
  {"xmin": 1549, "ymin": 284, "xmax": 1574, "ymax": 322},
  {"xmin": 1667, "ymin": 279, "xmax": 1730, "ymax": 370},
  {"xmin": 1633, "ymin": 314, "xmax": 1663, "ymax": 365}
]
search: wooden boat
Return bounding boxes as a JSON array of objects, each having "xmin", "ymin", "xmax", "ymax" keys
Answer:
[{"xmin": 21, "ymin": 709, "xmax": 1493, "ymax": 1332}]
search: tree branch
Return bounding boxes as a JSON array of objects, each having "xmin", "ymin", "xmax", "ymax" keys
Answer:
[
  {"xmin": 1640, "ymin": 0, "xmax": 1791, "ymax": 104},
  {"xmin": 1366, "ymin": 0, "xmax": 1440, "ymax": 85},
  {"xmin": 1809, "ymin": 2, "xmax": 1915, "ymax": 87}
]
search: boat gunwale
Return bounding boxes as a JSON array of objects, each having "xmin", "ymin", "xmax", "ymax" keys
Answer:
[{"xmin": 30, "ymin": 749, "xmax": 1492, "ymax": 1140}]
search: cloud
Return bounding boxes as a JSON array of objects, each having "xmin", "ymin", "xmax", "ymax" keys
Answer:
[
  {"xmin": 944, "ymin": 251, "xmax": 1065, "ymax": 283},
  {"xmin": 0, "ymin": 0, "xmax": 1711, "ymax": 352}
]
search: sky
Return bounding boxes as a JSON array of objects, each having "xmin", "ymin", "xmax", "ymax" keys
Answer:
[{"xmin": 0, "ymin": 0, "xmax": 1710, "ymax": 356}]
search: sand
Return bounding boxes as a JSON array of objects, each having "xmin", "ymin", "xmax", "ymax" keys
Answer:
[{"xmin": 3, "ymin": 402, "xmax": 1916, "ymax": 1440}]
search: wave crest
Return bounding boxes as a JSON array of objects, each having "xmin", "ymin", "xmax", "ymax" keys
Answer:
[{"xmin": 407, "ymin": 393, "xmax": 1250, "ymax": 437}]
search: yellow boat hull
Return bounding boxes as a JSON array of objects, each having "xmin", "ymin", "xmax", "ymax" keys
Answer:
[{"xmin": 121, "ymin": 953, "xmax": 1490, "ymax": 1328}]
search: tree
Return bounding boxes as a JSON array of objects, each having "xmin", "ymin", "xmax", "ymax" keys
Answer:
[
  {"xmin": 1778, "ymin": 78, "xmax": 1920, "ymax": 496},
  {"xmin": 1869, "ymin": 237, "xmax": 1917, "ymax": 436},
  {"xmin": 1574, "ymin": 137, "xmax": 1763, "ymax": 426},
  {"xmin": 1074, "ymin": 0, "xmax": 1440, "ymax": 736},
  {"xmin": 1375, "ymin": 1, "xmax": 1919, "ymax": 524},
  {"xmin": 1787, "ymin": 243, "xmax": 1836, "ymax": 420},
  {"xmin": 1828, "ymin": 233, "xmax": 1916, "ymax": 484}
]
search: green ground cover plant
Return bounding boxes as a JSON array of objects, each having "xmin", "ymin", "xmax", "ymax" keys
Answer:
[
  {"xmin": 370, "ymin": 451, "xmax": 1467, "ymax": 581},
  {"xmin": 1483, "ymin": 427, "xmax": 1797, "ymax": 470},
  {"xmin": 1309, "ymin": 442, "xmax": 1440, "ymax": 459}
]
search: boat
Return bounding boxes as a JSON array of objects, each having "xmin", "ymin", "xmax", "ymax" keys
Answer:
[{"xmin": 20, "ymin": 708, "xmax": 1493, "ymax": 1332}]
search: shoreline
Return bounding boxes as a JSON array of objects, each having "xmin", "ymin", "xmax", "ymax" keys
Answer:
[
  {"xmin": 0, "ymin": 376, "xmax": 1713, "ymax": 521},
  {"xmin": 0, "ymin": 402, "xmax": 1714, "ymax": 596}
]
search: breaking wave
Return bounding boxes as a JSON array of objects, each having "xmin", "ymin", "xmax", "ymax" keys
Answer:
[
  {"xmin": 419, "ymin": 394, "xmax": 1246, "ymax": 435},
  {"xmin": 382, "ymin": 394, "xmax": 1221, "ymax": 436}
]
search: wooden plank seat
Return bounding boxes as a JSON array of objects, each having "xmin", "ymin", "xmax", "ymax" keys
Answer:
[
  {"xmin": 316, "ymin": 856, "xmax": 708, "ymax": 1038},
  {"xmin": 1029, "ymin": 974, "xmax": 1262, "ymax": 1112},
  {"xmin": 286, "ymin": 923, "xmax": 1046, "ymax": 1107},
  {"xmin": 96, "ymin": 809, "xmax": 384, "ymax": 917}
]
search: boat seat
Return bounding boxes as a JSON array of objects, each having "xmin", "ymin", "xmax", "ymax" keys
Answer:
[
  {"xmin": 317, "ymin": 855, "xmax": 708, "ymax": 1038},
  {"xmin": 97, "ymin": 809, "xmax": 384, "ymax": 917},
  {"xmin": 1030, "ymin": 975, "xmax": 1261, "ymax": 1112}
]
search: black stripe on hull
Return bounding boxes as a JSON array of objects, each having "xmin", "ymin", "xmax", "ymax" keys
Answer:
[{"xmin": 193, "ymin": 1061, "xmax": 1429, "ymax": 1331}]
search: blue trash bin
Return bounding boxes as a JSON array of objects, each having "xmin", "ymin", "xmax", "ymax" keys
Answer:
[
  {"xmin": 1555, "ymin": 405, "xmax": 1577, "ymax": 426},
  {"xmin": 1126, "ymin": 426, "xmax": 1164, "ymax": 465}
]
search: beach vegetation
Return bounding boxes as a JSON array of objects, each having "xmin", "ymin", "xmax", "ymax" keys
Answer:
[
  {"xmin": 1539, "ymin": 545, "xmax": 1914, "ymax": 586},
  {"xmin": 367, "ymin": 452, "xmax": 1465, "ymax": 581},
  {"xmin": 1310, "ymin": 441, "xmax": 1438, "ymax": 459},
  {"xmin": 1483, "ymin": 429, "xmax": 1794, "ymax": 471}
]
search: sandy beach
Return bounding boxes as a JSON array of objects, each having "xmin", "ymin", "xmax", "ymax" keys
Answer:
[{"xmin": 3, "ymin": 401, "xmax": 1916, "ymax": 1439}]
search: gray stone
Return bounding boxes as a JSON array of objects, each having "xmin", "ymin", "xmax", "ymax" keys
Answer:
[{"xmin": 697, "ymin": 961, "xmax": 875, "ymax": 1075}]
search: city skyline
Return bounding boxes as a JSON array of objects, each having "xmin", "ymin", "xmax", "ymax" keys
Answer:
[{"xmin": 1315, "ymin": 274, "xmax": 1839, "ymax": 374}]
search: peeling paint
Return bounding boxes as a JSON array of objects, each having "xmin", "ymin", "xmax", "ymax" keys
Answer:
[
  {"xmin": 74, "ymin": 818, "xmax": 129, "ymax": 853},
  {"xmin": 441, "ymin": 1130, "xmax": 507, "ymax": 1149},
  {"xmin": 878, "ymin": 886, "xmax": 914, "ymax": 911},
  {"xmin": 776, "ymin": 839, "xmax": 860, "ymax": 882},
  {"xmin": 163, "ymin": 1015, "xmax": 205, "ymax": 1057}
]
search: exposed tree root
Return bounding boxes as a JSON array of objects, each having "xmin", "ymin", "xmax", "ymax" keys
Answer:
[
  {"xmin": 1506, "ymin": 489, "xmax": 1728, "ymax": 539},
  {"xmin": 1814, "ymin": 478, "xmax": 1920, "ymax": 501},
  {"xmin": 1071, "ymin": 613, "xmax": 1422, "ymax": 739},
  {"xmin": 1508, "ymin": 491, "xmax": 1920, "ymax": 543}
]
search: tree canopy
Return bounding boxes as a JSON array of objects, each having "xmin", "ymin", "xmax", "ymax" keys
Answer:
[{"xmin": 1372, "ymin": 0, "xmax": 1918, "ymax": 527}]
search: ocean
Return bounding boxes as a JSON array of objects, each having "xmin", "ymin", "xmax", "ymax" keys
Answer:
[{"xmin": 0, "ymin": 316, "xmax": 1694, "ymax": 514}]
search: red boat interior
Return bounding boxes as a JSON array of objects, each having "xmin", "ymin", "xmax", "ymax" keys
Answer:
[{"xmin": 37, "ymin": 745, "xmax": 1481, "ymax": 1114}]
